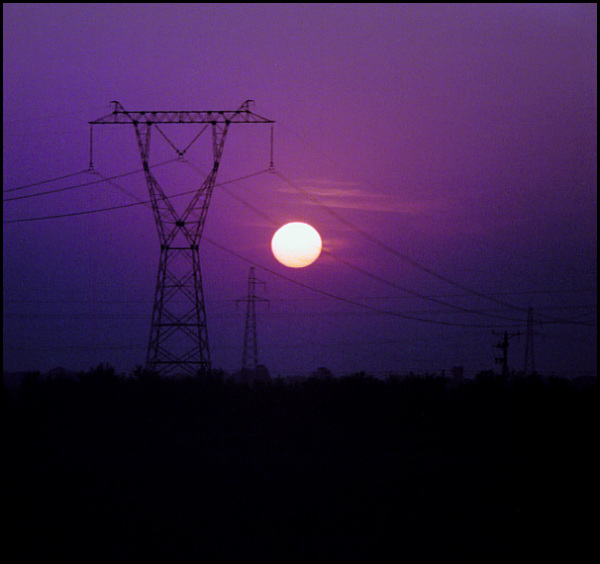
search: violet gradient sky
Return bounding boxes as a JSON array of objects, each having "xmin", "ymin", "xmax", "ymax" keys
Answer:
[{"xmin": 3, "ymin": 3, "xmax": 597, "ymax": 377}]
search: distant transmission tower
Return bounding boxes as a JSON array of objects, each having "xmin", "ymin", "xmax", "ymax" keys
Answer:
[
  {"xmin": 238, "ymin": 266, "xmax": 268, "ymax": 376},
  {"xmin": 90, "ymin": 101, "xmax": 273, "ymax": 376}
]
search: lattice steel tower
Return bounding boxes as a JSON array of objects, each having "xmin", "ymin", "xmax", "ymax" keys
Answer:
[
  {"xmin": 90, "ymin": 101, "xmax": 273, "ymax": 376},
  {"xmin": 238, "ymin": 266, "xmax": 268, "ymax": 375}
]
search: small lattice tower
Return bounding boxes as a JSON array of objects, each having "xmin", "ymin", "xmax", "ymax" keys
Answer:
[{"xmin": 238, "ymin": 266, "xmax": 268, "ymax": 375}]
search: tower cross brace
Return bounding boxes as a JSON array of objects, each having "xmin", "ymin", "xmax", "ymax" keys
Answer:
[{"xmin": 90, "ymin": 101, "xmax": 273, "ymax": 376}]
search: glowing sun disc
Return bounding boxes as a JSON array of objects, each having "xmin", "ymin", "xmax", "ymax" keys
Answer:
[{"xmin": 271, "ymin": 222, "xmax": 322, "ymax": 268}]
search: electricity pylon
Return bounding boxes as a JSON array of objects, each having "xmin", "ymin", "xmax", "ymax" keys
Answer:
[
  {"xmin": 237, "ymin": 266, "xmax": 268, "ymax": 376},
  {"xmin": 90, "ymin": 101, "xmax": 274, "ymax": 376}
]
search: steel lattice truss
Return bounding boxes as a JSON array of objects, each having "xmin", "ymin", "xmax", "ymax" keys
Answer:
[
  {"xmin": 90, "ymin": 101, "xmax": 273, "ymax": 376},
  {"xmin": 91, "ymin": 100, "xmax": 274, "ymax": 125}
]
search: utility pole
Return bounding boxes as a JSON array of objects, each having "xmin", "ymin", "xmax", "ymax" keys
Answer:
[
  {"xmin": 493, "ymin": 330, "xmax": 520, "ymax": 378},
  {"xmin": 90, "ymin": 101, "xmax": 274, "ymax": 376},
  {"xmin": 238, "ymin": 266, "xmax": 268, "ymax": 377}
]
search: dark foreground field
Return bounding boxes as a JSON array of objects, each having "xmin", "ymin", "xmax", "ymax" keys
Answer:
[{"xmin": 4, "ymin": 370, "xmax": 596, "ymax": 561}]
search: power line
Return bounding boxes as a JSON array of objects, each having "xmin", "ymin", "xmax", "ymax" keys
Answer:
[
  {"xmin": 4, "ymin": 167, "xmax": 594, "ymax": 330},
  {"xmin": 202, "ymin": 236, "xmax": 527, "ymax": 329},
  {"xmin": 4, "ymin": 170, "xmax": 90, "ymax": 193},
  {"xmin": 5, "ymin": 293, "xmax": 595, "ymax": 305},
  {"xmin": 184, "ymin": 160, "xmax": 595, "ymax": 326},
  {"xmin": 278, "ymin": 121, "xmax": 598, "ymax": 287},
  {"xmin": 274, "ymin": 169, "xmax": 520, "ymax": 304},
  {"xmin": 3, "ymin": 167, "xmax": 271, "ymax": 223},
  {"xmin": 204, "ymin": 238, "xmax": 597, "ymax": 328},
  {"xmin": 272, "ymin": 168, "xmax": 596, "ymax": 327},
  {"xmin": 184, "ymin": 160, "xmax": 527, "ymax": 322},
  {"xmin": 180, "ymin": 166, "xmax": 508, "ymax": 327},
  {"xmin": 6, "ymin": 165, "xmax": 592, "ymax": 329},
  {"xmin": 3, "ymin": 159, "xmax": 178, "ymax": 201},
  {"xmin": 3, "ymin": 197, "xmax": 149, "ymax": 223},
  {"xmin": 145, "ymin": 164, "xmax": 533, "ymax": 328},
  {"xmin": 4, "ymin": 305, "xmax": 595, "ymax": 320}
]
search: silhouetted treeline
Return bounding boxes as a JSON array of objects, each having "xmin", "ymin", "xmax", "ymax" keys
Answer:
[{"xmin": 4, "ymin": 367, "xmax": 596, "ymax": 561}]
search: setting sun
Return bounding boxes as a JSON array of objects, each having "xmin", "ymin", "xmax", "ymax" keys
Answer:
[{"xmin": 271, "ymin": 222, "xmax": 322, "ymax": 268}]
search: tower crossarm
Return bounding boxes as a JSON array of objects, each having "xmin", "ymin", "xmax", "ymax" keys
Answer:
[{"xmin": 90, "ymin": 101, "xmax": 274, "ymax": 126}]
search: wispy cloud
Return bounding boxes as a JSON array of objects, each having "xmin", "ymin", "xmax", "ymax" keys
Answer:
[{"xmin": 276, "ymin": 177, "xmax": 445, "ymax": 214}]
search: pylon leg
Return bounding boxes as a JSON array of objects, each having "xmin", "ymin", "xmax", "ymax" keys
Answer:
[
  {"xmin": 138, "ymin": 124, "xmax": 228, "ymax": 378},
  {"xmin": 146, "ymin": 246, "xmax": 210, "ymax": 376}
]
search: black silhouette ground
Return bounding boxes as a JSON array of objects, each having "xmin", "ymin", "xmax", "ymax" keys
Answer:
[{"xmin": 4, "ymin": 368, "xmax": 595, "ymax": 561}]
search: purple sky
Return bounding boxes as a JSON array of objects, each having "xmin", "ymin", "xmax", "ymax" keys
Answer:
[{"xmin": 3, "ymin": 3, "xmax": 597, "ymax": 377}]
